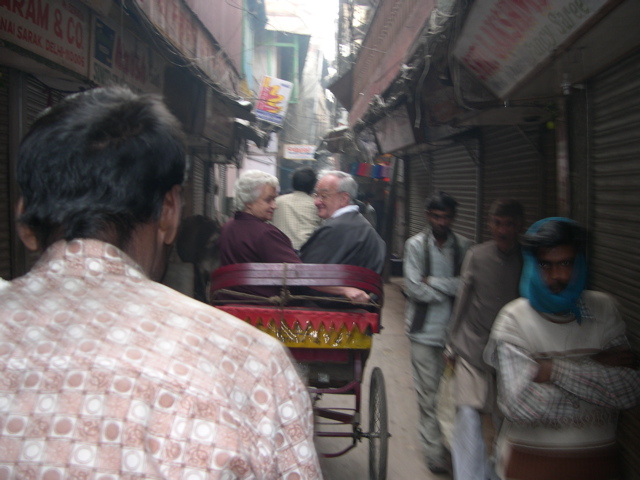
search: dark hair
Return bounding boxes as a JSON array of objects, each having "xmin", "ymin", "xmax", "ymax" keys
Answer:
[
  {"xmin": 426, "ymin": 191, "xmax": 458, "ymax": 215},
  {"xmin": 17, "ymin": 86, "xmax": 186, "ymax": 249},
  {"xmin": 291, "ymin": 166, "xmax": 317, "ymax": 194},
  {"xmin": 521, "ymin": 219, "xmax": 586, "ymax": 254},
  {"xmin": 488, "ymin": 199, "xmax": 524, "ymax": 220}
]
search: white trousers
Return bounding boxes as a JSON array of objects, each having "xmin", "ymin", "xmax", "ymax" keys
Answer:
[
  {"xmin": 409, "ymin": 341, "xmax": 447, "ymax": 462},
  {"xmin": 452, "ymin": 405, "xmax": 500, "ymax": 480}
]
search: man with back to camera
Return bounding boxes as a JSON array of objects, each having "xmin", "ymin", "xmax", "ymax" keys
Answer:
[
  {"xmin": 484, "ymin": 217, "xmax": 640, "ymax": 480},
  {"xmin": 299, "ymin": 169, "xmax": 385, "ymax": 274},
  {"xmin": 0, "ymin": 86, "xmax": 322, "ymax": 479},
  {"xmin": 403, "ymin": 191, "xmax": 473, "ymax": 474},
  {"xmin": 271, "ymin": 166, "xmax": 322, "ymax": 252},
  {"xmin": 447, "ymin": 199, "xmax": 525, "ymax": 480}
]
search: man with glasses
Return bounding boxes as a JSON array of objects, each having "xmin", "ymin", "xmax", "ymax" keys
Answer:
[
  {"xmin": 299, "ymin": 170, "xmax": 385, "ymax": 274},
  {"xmin": 404, "ymin": 191, "xmax": 472, "ymax": 474}
]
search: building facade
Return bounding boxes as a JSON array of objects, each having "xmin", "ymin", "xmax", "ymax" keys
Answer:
[{"xmin": 0, "ymin": 0, "xmax": 271, "ymax": 278}]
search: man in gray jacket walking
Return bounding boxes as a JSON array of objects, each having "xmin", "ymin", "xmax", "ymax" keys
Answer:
[{"xmin": 403, "ymin": 191, "xmax": 472, "ymax": 474}]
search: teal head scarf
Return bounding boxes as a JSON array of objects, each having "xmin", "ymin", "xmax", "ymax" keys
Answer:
[{"xmin": 520, "ymin": 217, "xmax": 587, "ymax": 321}]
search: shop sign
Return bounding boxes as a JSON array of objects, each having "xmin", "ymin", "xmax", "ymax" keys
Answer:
[
  {"xmin": 133, "ymin": 0, "xmax": 236, "ymax": 92},
  {"xmin": 90, "ymin": 15, "xmax": 164, "ymax": 93},
  {"xmin": 0, "ymin": 0, "xmax": 90, "ymax": 76},
  {"xmin": 373, "ymin": 105, "xmax": 415, "ymax": 154},
  {"xmin": 284, "ymin": 144, "xmax": 316, "ymax": 161},
  {"xmin": 453, "ymin": 0, "xmax": 610, "ymax": 98},
  {"xmin": 255, "ymin": 76, "xmax": 293, "ymax": 125}
]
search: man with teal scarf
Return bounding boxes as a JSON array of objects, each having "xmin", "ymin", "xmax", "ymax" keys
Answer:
[{"xmin": 484, "ymin": 218, "xmax": 640, "ymax": 480}]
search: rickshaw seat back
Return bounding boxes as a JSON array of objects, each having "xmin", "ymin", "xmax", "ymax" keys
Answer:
[
  {"xmin": 209, "ymin": 263, "xmax": 383, "ymax": 350},
  {"xmin": 210, "ymin": 262, "xmax": 383, "ymax": 298}
]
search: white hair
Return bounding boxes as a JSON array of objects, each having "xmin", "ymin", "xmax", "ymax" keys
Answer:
[
  {"xmin": 318, "ymin": 170, "xmax": 358, "ymax": 203},
  {"xmin": 234, "ymin": 170, "xmax": 280, "ymax": 211}
]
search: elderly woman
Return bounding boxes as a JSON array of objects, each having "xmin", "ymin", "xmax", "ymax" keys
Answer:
[{"xmin": 219, "ymin": 170, "xmax": 368, "ymax": 302}]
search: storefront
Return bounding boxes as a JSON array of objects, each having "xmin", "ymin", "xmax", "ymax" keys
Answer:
[{"xmin": 0, "ymin": 0, "xmax": 262, "ymax": 279}]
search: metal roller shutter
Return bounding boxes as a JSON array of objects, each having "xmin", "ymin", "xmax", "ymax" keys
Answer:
[
  {"xmin": 22, "ymin": 76, "xmax": 67, "ymax": 273},
  {"xmin": 482, "ymin": 125, "xmax": 546, "ymax": 239},
  {"xmin": 407, "ymin": 153, "xmax": 431, "ymax": 237},
  {"xmin": 589, "ymin": 50, "xmax": 640, "ymax": 479},
  {"xmin": 26, "ymin": 75, "xmax": 66, "ymax": 124},
  {"xmin": 220, "ymin": 164, "xmax": 231, "ymax": 217},
  {"xmin": 431, "ymin": 144, "xmax": 478, "ymax": 242},
  {"xmin": 191, "ymin": 155, "xmax": 206, "ymax": 216},
  {"xmin": 0, "ymin": 67, "xmax": 10, "ymax": 279},
  {"xmin": 206, "ymin": 161, "xmax": 216, "ymax": 218}
]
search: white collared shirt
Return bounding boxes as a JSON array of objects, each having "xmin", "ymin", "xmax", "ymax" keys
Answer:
[{"xmin": 331, "ymin": 204, "xmax": 359, "ymax": 218}]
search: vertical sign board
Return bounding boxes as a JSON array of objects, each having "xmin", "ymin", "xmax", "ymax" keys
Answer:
[
  {"xmin": 453, "ymin": 0, "xmax": 611, "ymax": 98},
  {"xmin": 90, "ymin": 15, "xmax": 164, "ymax": 93},
  {"xmin": 255, "ymin": 76, "xmax": 293, "ymax": 126},
  {"xmin": 0, "ymin": 0, "xmax": 90, "ymax": 76}
]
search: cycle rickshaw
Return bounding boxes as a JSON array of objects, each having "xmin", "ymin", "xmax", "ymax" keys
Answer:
[{"xmin": 209, "ymin": 262, "xmax": 390, "ymax": 480}]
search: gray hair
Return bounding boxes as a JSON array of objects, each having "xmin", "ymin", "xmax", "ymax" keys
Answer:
[
  {"xmin": 318, "ymin": 170, "xmax": 358, "ymax": 204},
  {"xmin": 234, "ymin": 170, "xmax": 280, "ymax": 211}
]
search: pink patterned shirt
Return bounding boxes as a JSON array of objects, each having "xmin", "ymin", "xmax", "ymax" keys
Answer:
[{"xmin": 0, "ymin": 239, "xmax": 322, "ymax": 479}]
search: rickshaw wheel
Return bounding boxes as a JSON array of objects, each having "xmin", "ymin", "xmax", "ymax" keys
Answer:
[{"xmin": 368, "ymin": 366, "xmax": 389, "ymax": 480}]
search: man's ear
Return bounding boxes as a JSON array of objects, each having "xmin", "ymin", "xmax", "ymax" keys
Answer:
[
  {"xmin": 16, "ymin": 198, "xmax": 38, "ymax": 251},
  {"xmin": 159, "ymin": 185, "xmax": 182, "ymax": 246}
]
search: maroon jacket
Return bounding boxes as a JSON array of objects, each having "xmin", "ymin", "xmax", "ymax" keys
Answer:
[{"xmin": 218, "ymin": 212, "xmax": 301, "ymax": 299}]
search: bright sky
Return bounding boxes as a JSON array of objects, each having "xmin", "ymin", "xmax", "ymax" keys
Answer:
[
  {"xmin": 308, "ymin": 0, "xmax": 338, "ymax": 62},
  {"xmin": 265, "ymin": 0, "xmax": 339, "ymax": 62}
]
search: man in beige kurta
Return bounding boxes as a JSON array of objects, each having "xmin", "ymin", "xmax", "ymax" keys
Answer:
[
  {"xmin": 447, "ymin": 200, "xmax": 524, "ymax": 480},
  {"xmin": 272, "ymin": 167, "xmax": 321, "ymax": 251}
]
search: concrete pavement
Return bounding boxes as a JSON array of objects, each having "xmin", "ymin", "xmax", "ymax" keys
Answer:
[{"xmin": 315, "ymin": 277, "xmax": 453, "ymax": 480}]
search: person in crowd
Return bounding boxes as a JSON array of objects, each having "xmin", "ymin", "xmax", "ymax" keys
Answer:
[
  {"xmin": 162, "ymin": 214, "xmax": 222, "ymax": 302},
  {"xmin": 300, "ymin": 170, "xmax": 385, "ymax": 274},
  {"xmin": 357, "ymin": 191, "xmax": 377, "ymax": 229},
  {"xmin": 484, "ymin": 217, "xmax": 640, "ymax": 480},
  {"xmin": 0, "ymin": 86, "xmax": 322, "ymax": 479},
  {"xmin": 447, "ymin": 199, "xmax": 525, "ymax": 480},
  {"xmin": 272, "ymin": 166, "xmax": 322, "ymax": 251},
  {"xmin": 403, "ymin": 191, "xmax": 473, "ymax": 474},
  {"xmin": 218, "ymin": 169, "xmax": 369, "ymax": 302}
]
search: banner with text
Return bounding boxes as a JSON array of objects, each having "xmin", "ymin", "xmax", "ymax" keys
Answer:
[
  {"xmin": 453, "ymin": 0, "xmax": 610, "ymax": 98},
  {"xmin": 0, "ymin": 0, "xmax": 90, "ymax": 76},
  {"xmin": 284, "ymin": 144, "xmax": 316, "ymax": 161},
  {"xmin": 90, "ymin": 15, "xmax": 164, "ymax": 93},
  {"xmin": 255, "ymin": 76, "xmax": 293, "ymax": 125}
]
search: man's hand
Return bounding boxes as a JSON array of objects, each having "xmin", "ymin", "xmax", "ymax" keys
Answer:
[
  {"xmin": 533, "ymin": 359, "xmax": 553, "ymax": 383},
  {"xmin": 591, "ymin": 346, "xmax": 637, "ymax": 369},
  {"xmin": 314, "ymin": 286, "xmax": 370, "ymax": 302},
  {"xmin": 443, "ymin": 347, "xmax": 456, "ymax": 368},
  {"xmin": 342, "ymin": 287, "xmax": 371, "ymax": 303}
]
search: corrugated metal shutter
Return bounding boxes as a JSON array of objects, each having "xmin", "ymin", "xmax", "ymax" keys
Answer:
[
  {"xmin": 431, "ymin": 143, "xmax": 478, "ymax": 241},
  {"xmin": 589, "ymin": 50, "xmax": 640, "ymax": 480},
  {"xmin": 191, "ymin": 155, "xmax": 205, "ymax": 216},
  {"xmin": 220, "ymin": 164, "xmax": 232, "ymax": 217},
  {"xmin": 407, "ymin": 153, "xmax": 431, "ymax": 237},
  {"xmin": 482, "ymin": 125, "xmax": 545, "ymax": 240},
  {"xmin": 0, "ymin": 67, "xmax": 10, "ymax": 279},
  {"xmin": 23, "ymin": 76, "xmax": 67, "ymax": 272},
  {"xmin": 206, "ymin": 161, "xmax": 216, "ymax": 218},
  {"xmin": 26, "ymin": 75, "xmax": 66, "ymax": 124}
]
